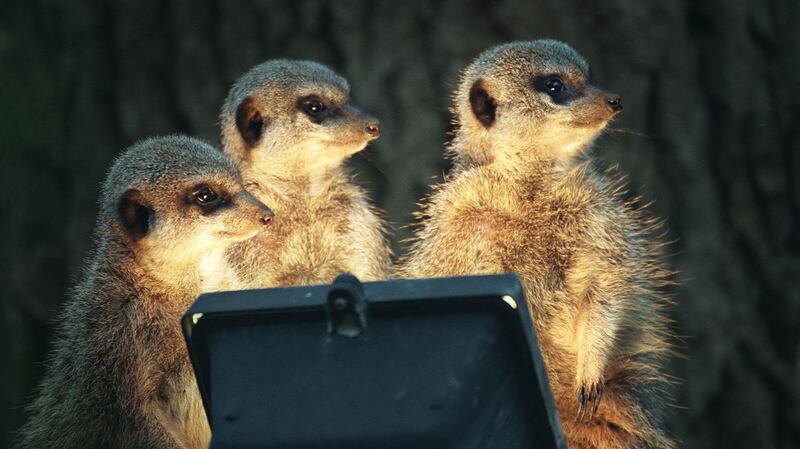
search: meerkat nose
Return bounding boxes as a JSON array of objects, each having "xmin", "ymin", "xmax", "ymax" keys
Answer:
[
  {"xmin": 605, "ymin": 94, "xmax": 623, "ymax": 112},
  {"xmin": 259, "ymin": 207, "xmax": 274, "ymax": 227},
  {"xmin": 365, "ymin": 121, "xmax": 381, "ymax": 138}
]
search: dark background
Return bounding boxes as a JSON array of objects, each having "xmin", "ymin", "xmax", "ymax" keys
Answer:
[{"xmin": 1, "ymin": 0, "xmax": 798, "ymax": 448}]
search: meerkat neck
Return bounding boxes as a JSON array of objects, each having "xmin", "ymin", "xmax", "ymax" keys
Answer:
[
  {"xmin": 112, "ymin": 237, "xmax": 209, "ymax": 299},
  {"xmin": 197, "ymin": 246, "xmax": 242, "ymax": 292},
  {"xmin": 450, "ymin": 128, "xmax": 494, "ymax": 170},
  {"xmin": 453, "ymin": 131, "xmax": 589, "ymax": 178},
  {"xmin": 244, "ymin": 137, "xmax": 351, "ymax": 175},
  {"xmin": 141, "ymin": 255, "xmax": 204, "ymax": 298},
  {"xmin": 243, "ymin": 155, "xmax": 350, "ymax": 200},
  {"xmin": 91, "ymin": 241, "xmax": 196, "ymax": 311}
]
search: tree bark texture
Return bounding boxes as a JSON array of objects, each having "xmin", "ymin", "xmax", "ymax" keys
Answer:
[{"xmin": 1, "ymin": 0, "xmax": 798, "ymax": 448}]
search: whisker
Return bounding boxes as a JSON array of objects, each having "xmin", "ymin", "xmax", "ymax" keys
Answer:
[{"xmin": 606, "ymin": 127, "xmax": 651, "ymax": 139}]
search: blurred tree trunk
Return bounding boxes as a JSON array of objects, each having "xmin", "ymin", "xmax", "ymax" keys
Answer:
[{"xmin": 1, "ymin": 0, "xmax": 798, "ymax": 448}]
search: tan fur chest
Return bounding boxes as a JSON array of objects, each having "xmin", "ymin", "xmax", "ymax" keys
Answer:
[
  {"xmin": 229, "ymin": 179, "xmax": 381, "ymax": 287},
  {"xmin": 436, "ymin": 168, "xmax": 590, "ymax": 291}
]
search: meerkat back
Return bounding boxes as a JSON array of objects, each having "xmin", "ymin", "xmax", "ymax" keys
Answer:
[
  {"xmin": 15, "ymin": 136, "xmax": 273, "ymax": 449},
  {"xmin": 220, "ymin": 60, "xmax": 391, "ymax": 288},
  {"xmin": 399, "ymin": 41, "xmax": 675, "ymax": 449}
]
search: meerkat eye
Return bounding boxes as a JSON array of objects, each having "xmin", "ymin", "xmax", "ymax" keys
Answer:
[
  {"xmin": 535, "ymin": 75, "xmax": 571, "ymax": 104},
  {"xmin": 191, "ymin": 185, "xmax": 223, "ymax": 210},
  {"xmin": 545, "ymin": 77, "xmax": 565, "ymax": 95},
  {"xmin": 299, "ymin": 96, "xmax": 327, "ymax": 118}
]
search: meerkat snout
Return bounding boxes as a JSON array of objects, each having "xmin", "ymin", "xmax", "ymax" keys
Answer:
[
  {"xmin": 331, "ymin": 100, "xmax": 381, "ymax": 141},
  {"xmin": 365, "ymin": 120, "xmax": 381, "ymax": 138},
  {"xmin": 259, "ymin": 211, "xmax": 273, "ymax": 226},
  {"xmin": 605, "ymin": 93, "xmax": 623, "ymax": 112},
  {"xmin": 346, "ymin": 102, "xmax": 381, "ymax": 138},
  {"xmin": 235, "ymin": 189, "xmax": 274, "ymax": 227}
]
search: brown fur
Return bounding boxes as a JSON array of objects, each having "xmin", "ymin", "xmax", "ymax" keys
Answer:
[
  {"xmin": 220, "ymin": 60, "xmax": 391, "ymax": 287},
  {"xmin": 398, "ymin": 41, "xmax": 675, "ymax": 449},
  {"xmin": 16, "ymin": 136, "xmax": 273, "ymax": 449}
]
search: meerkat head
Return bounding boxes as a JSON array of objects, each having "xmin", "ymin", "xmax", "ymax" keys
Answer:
[
  {"xmin": 220, "ymin": 60, "xmax": 380, "ymax": 178},
  {"xmin": 101, "ymin": 135, "xmax": 273, "ymax": 275},
  {"xmin": 453, "ymin": 40, "xmax": 622, "ymax": 166}
]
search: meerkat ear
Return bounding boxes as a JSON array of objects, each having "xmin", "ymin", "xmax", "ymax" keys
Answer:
[
  {"xmin": 469, "ymin": 79, "xmax": 497, "ymax": 128},
  {"xmin": 235, "ymin": 96, "xmax": 265, "ymax": 148},
  {"xmin": 117, "ymin": 189, "xmax": 153, "ymax": 240}
]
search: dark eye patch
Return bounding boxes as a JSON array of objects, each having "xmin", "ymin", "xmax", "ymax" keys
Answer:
[
  {"xmin": 534, "ymin": 75, "xmax": 573, "ymax": 104},
  {"xmin": 187, "ymin": 184, "xmax": 229, "ymax": 215},
  {"xmin": 298, "ymin": 95, "xmax": 334, "ymax": 124}
]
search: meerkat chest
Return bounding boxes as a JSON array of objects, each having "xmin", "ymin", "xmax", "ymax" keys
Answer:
[
  {"xmin": 458, "ymin": 181, "xmax": 583, "ymax": 287},
  {"xmin": 508, "ymin": 186, "xmax": 596, "ymax": 298},
  {"xmin": 265, "ymin": 188, "xmax": 354, "ymax": 247},
  {"xmin": 235, "ymin": 186, "xmax": 361, "ymax": 287},
  {"xmin": 198, "ymin": 248, "xmax": 241, "ymax": 292},
  {"xmin": 442, "ymin": 172, "xmax": 586, "ymax": 252},
  {"xmin": 424, "ymin": 174, "xmax": 524, "ymax": 276},
  {"xmin": 440, "ymin": 172, "xmax": 520, "ymax": 230}
]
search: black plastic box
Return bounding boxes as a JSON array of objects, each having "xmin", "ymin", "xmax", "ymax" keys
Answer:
[{"xmin": 182, "ymin": 274, "xmax": 566, "ymax": 449}]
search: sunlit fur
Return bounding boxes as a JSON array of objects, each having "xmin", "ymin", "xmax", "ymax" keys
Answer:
[
  {"xmin": 15, "ymin": 136, "xmax": 272, "ymax": 449},
  {"xmin": 220, "ymin": 60, "xmax": 391, "ymax": 287},
  {"xmin": 398, "ymin": 41, "xmax": 676, "ymax": 449}
]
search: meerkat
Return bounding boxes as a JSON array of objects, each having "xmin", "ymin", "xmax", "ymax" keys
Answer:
[
  {"xmin": 219, "ymin": 59, "xmax": 391, "ymax": 287},
  {"xmin": 16, "ymin": 136, "xmax": 273, "ymax": 449},
  {"xmin": 398, "ymin": 41, "xmax": 675, "ymax": 449}
]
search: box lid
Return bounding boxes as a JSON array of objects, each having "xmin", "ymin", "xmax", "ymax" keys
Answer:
[{"xmin": 182, "ymin": 273, "xmax": 566, "ymax": 449}]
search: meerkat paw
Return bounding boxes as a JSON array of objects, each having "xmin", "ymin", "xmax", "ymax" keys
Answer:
[{"xmin": 576, "ymin": 375, "xmax": 605, "ymax": 423}]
